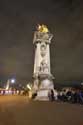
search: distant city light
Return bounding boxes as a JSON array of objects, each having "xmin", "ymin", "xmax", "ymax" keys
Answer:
[
  {"xmin": 11, "ymin": 79, "xmax": 15, "ymax": 83},
  {"xmin": 81, "ymin": 82, "xmax": 83, "ymax": 85},
  {"xmin": 27, "ymin": 84, "xmax": 31, "ymax": 90},
  {"xmin": 5, "ymin": 79, "xmax": 10, "ymax": 90}
]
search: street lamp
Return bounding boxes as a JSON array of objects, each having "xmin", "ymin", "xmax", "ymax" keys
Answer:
[
  {"xmin": 11, "ymin": 79, "xmax": 15, "ymax": 84},
  {"xmin": 27, "ymin": 84, "xmax": 31, "ymax": 90}
]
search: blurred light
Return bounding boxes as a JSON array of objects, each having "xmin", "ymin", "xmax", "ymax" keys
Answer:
[
  {"xmin": 5, "ymin": 80, "xmax": 10, "ymax": 90},
  {"xmin": 81, "ymin": 83, "xmax": 83, "ymax": 85},
  {"xmin": 11, "ymin": 79, "xmax": 15, "ymax": 83},
  {"xmin": 6, "ymin": 85, "xmax": 9, "ymax": 90},
  {"xmin": 27, "ymin": 84, "xmax": 31, "ymax": 90}
]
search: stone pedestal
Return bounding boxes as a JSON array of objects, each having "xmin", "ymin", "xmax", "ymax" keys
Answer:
[
  {"xmin": 34, "ymin": 75, "xmax": 54, "ymax": 100},
  {"xmin": 35, "ymin": 89, "xmax": 50, "ymax": 101}
]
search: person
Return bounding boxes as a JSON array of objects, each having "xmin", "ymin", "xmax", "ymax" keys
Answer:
[
  {"xmin": 32, "ymin": 92, "xmax": 37, "ymax": 99},
  {"xmin": 50, "ymin": 89, "xmax": 55, "ymax": 101},
  {"xmin": 48, "ymin": 90, "xmax": 51, "ymax": 101},
  {"xmin": 66, "ymin": 90, "xmax": 72, "ymax": 102},
  {"xmin": 77, "ymin": 90, "xmax": 83, "ymax": 104},
  {"xmin": 54, "ymin": 90, "xmax": 58, "ymax": 100}
]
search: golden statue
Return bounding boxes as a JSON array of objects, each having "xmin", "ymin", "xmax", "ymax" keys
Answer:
[{"xmin": 37, "ymin": 24, "xmax": 49, "ymax": 33}]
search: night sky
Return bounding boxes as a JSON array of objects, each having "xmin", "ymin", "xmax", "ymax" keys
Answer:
[{"xmin": 0, "ymin": 0, "xmax": 82, "ymax": 85}]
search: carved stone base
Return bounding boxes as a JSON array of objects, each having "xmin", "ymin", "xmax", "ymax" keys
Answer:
[
  {"xmin": 39, "ymin": 78, "xmax": 54, "ymax": 89},
  {"xmin": 34, "ymin": 78, "xmax": 54, "ymax": 101},
  {"xmin": 33, "ymin": 73, "xmax": 54, "ymax": 101},
  {"xmin": 35, "ymin": 89, "xmax": 50, "ymax": 101}
]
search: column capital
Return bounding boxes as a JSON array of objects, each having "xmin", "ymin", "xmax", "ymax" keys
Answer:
[{"xmin": 33, "ymin": 31, "xmax": 53, "ymax": 44}]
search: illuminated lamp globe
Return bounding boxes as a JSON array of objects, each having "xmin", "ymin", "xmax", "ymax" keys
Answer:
[{"xmin": 11, "ymin": 79, "xmax": 15, "ymax": 83}]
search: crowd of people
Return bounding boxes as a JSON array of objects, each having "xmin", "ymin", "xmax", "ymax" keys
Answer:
[
  {"xmin": 50, "ymin": 88, "xmax": 83, "ymax": 105},
  {"xmin": 1, "ymin": 87, "xmax": 83, "ymax": 105}
]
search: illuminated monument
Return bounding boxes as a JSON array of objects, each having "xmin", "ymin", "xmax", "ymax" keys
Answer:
[{"xmin": 33, "ymin": 24, "xmax": 54, "ymax": 100}]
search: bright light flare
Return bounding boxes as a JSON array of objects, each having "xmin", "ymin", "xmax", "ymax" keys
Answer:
[
  {"xmin": 27, "ymin": 84, "xmax": 31, "ymax": 90},
  {"xmin": 11, "ymin": 79, "xmax": 15, "ymax": 83}
]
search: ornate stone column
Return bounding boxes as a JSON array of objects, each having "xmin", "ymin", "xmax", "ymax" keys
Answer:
[{"xmin": 33, "ymin": 25, "xmax": 54, "ymax": 100}]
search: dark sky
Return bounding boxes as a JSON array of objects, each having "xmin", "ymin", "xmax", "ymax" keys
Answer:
[{"xmin": 0, "ymin": 0, "xmax": 82, "ymax": 85}]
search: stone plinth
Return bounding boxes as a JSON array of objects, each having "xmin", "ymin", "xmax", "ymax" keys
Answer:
[{"xmin": 35, "ymin": 89, "xmax": 50, "ymax": 101}]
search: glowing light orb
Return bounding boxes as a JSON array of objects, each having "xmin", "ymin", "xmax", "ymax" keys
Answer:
[{"xmin": 11, "ymin": 79, "xmax": 15, "ymax": 83}]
